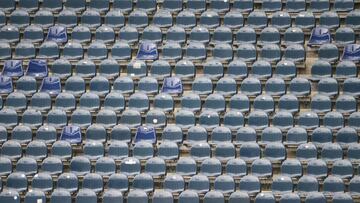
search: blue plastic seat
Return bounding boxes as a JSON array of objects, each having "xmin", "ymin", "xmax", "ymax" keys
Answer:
[
  {"xmin": 310, "ymin": 94, "xmax": 331, "ymax": 113},
  {"xmin": 307, "ymin": 159, "xmax": 327, "ymax": 178},
  {"xmin": 162, "ymin": 125, "xmax": 182, "ymax": 143},
  {"xmin": 289, "ymin": 77, "xmax": 311, "ymax": 96},
  {"xmin": 113, "ymin": 0, "xmax": 132, "ymax": 13},
  {"xmin": 88, "ymin": 41, "xmax": 108, "ymax": 60},
  {"xmin": 187, "ymin": 0, "xmax": 206, "ymax": 12},
  {"xmin": 142, "ymin": 25, "xmax": 162, "ymax": 43},
  {"xmin": 128, "ymin": 10, "xmax": 148, "ymax": 28},
  {"xmin": 164, "ymin": 174, "xmax": 184, "ymax": 193},
  {"xmin": 349, "ymin": 176, "xmax": 360, "ymax": 195},
  {"xmin": 305, "ymin": 193, "xmax": 326, "ymax": 203},
  {"xmin": 188, "ymin": 174, "xmax": 210, "ymax": 193},
  {"xmin": 223, "ymin": 111, "xmax": 244, "ymax": 130},
  {"xmin": 226, "ymin": 59, "xmax": 248, "ymax": 79},
  {"xmin": 36, "ymin": 125, "xmax": 57, "ymax": 144},
  {"xmin": 133, "ymin": 173, "xmax": 154, "ymax": 192},
  {"xmin": 255, "ymin": 193, "xmax": 275, "ymax": 203},
  {"xmin": 262, "ymin": 0, "xmax": 282, "ymax": 11},
  {"xmin": 108, "ymin": 173, "xmax": 128, "ymax": 192},
  {"xmin": 75, "ymin": 189, "xmax": 97, "ymax": 203},
  {"xmin": 83, "ymin": 141, "xmax": 104, "ymax": 160},
  {"xmin": 0, "ymin": 0, "xmax": 15, "ymax": 12},
  {"xmin": 60, "ymin": 125, "xmax": 82, "ymax": 144},
  {"xmin": 308, "ymin": 27, "xmax": 331, "ymax": 45},
  {"xmin": 38, "ymin": 41, "xmax": 59, "ymax": 59},
  {"xmin": 70, "ymin": 156, "xmax": 91, "ymax": 175},
  {"xmin": 186, "ymin": 42, "xmax": 206, "ymax": 60},
  {"xmin": 153, "ymin": 191, "xmax": 173, "ymax": 203},
  {"xmin": 0, "ymin": 190, "xmax": 19, "ymax": 203},
  {"xmin": 229, "ymin": 192, "xmax": 250, "ymax": 203},
  {"xmin": 284, "ymin": 44, "xmax": 305, "ymax": 62},
  {"xmin": 343, "ymin": 78, "xmax": 360, "ymax": 97},
  {"xmin": 318, "ymin": 44, "xmax": 339, "ymax": 62},
  {"xmin": 203, "ymin": 93, "xmax": 225, "ymax": 112},
  {"xmin": 265, "ymin": 77, "xmax": 286, "ymax": 96},
  {"xmin": 127, "ymin": 60, "xmax": 147, "ymax": 78},
  {"xmin": 176, "ymin": 157, "xmax": 197, "ymax": 176},
  {"xmin": 0, "ymin": 157, "xmax": 12, "ymax": 176},
  {"xmin": 1, "ymin": 140, "xmax": 22, "ymax": 160},
  {"xmin": 166, "ymin": 25, "xmax": 186, "ymax": 43},
  {"xmin": 14, "ymin": 41, "xmax": 35, "ymax": 59},
  {"xmin": 89, "ymin": 0, "xmax": 109, "ymax": 12},
  {"xmin": 83, "ymin": 173, "xmax": 103, "ymax": 193},
  {"xmin": 190, "ymin": 142, "xmax": 211, "ymax": 161},
  {"xmin": 98, "ymin": 59, "xmax": 119, "ymax": 79},
  {"xmin": 162, "ymin": 42, "xmax": 182, "ymax": 60},
  {"xmin": 163, "ymin": 0, "xmax": 183, "ymax": 12},
  {"xmin": 119, "ymin": 109, "xmax": 141, "ymax": 128},
  {"xmin": 336, "ymin": 95, "xmax": 356, "ymax": 113},
  {"xmin": 259, "ymin": 27, "xmax": 280, "ymax": 45},
  {"xmin": 332, "ymin": 193, "xmax": 354, "ymax": 203},
  {"xmin": 25, "ymin": 140, "xmax": 47, "ymax": 160}
]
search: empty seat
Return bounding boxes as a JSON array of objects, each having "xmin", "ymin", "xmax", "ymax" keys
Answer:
[
  {"xmin": 128, "ymin": 93, "xmax": 149, "ymax": 112},
  {"xmin": 88, "ymin": 42, "xmax": 107, "ymax": 60},
  {"xmin": 226, "ymin": 158, "xmax": 247, "ymax": 177},
  {"xmin": 81, "ymin": 10, "xmax": 101, "ymax": 28},
  {"xmin": 83, "ymin": 141, "xmax": 104, "ymax": 160},
  {"xmin": 110, "ymin": 125, "xmax": 131, "ymax": 142},
  {"xmin": 264, "ymin": 143, "xmax": 286, "ymax": 161},
  {"xmin": 200, "ymin": 11, "xmax": 219, "ymax": 28},
  {"xmin": 239, "ymin": 175, "xmax": 260, "ymax": 194},
  {"xmin": 63, "ymin": 42, "xmax": 83, "ymax": 59},
  {"xmin": 70, "ymin": 156, "xmax": 91, "ymax": 176},
  {"xmin": 236, "ymin": 27, "xmax": 256, "ymax": 44},
  {"xmin": 251, "ymin": 158, "xmax": 272, "ymax": 177},
  {"xmin": 259, "ymin": 27, "xmax": 280, "ymax": 45},
  {"xmin": 32, "ymin": 173, "xmax": 53, "ymax": 192},
  {"xmin": 284, "ymin": 27, "xmax": 304, "ymax": 45},
  {"xmin": 188, "ymin": 174, "xmax": 210, "ymax": 193},
  {"xmin": 265, "ymin": 77, "xmax": 286, "ymax": 96},
  {"xmin": 51, "ymin": 141, "xmax": 72, "ymax": 159},
  {"xmin": 239, "ymin": 143, "xmax": 261, "ymax": 161},
  {"xmin": 75, "ymin": 189, "xmax": 97, "ymax": 203},
  {"xmin": 58, "ymin": 10, "xmax": 77, "ymax": 28},
  {"xmin": 9, "ymin": 10, "xmax": 29, "ymax": 28},
  {"xmin": 247, "ymin": 11, "xmax": 267, "ymax": 29},
  {"xmin": 336, "ymin": 95, "xmax": 357, "ymax": 113},
  {"xmin": 240, "ymin": 77, "xmax": 261, "ymax": 96},
  {"xmin": 320, "ymin": 11, "xmax": 339, "ymax": 29},
  {"xmin": 307, "ymin": 159, "xmax": 327, "ymax": 178},
  {"xmin": 311, "ymin": 94, "xmax": 331, "ymax": 113},
  {"xmin": 296, "ymin": 143, "xmax": 317, "ymax": 161},
  {"xmin": 310, "ymin": 0, "xmax": 329, "ymax": 11},
  {"xmin": 295, "ymin": 12, "xmax": 315, "ymax": 29},
  {"xmin": 1, "ymin": 140, "xmax": 22, "ymax": 160},
  {"xmin": 253, "ymin": 94, "xmax": 274, "ymax": 113},
  {"xmin": 203, "ymin": 94, "xmax": 225, "ymax": 112},
  {"xmin": 190, "ymin": 142, "xmax": 211, "ymax": 161},
  {"xmin": 284, "ymin": 44, "xmax": 305, "ymax": 62},
  {"xmin": 248, "ymin": 111, "xmax": 268, "ymax": 130},
  {"xmin": 289, "ymin": 77, "xmax": 311, "ymax": 96},
  {"xmin": 281, "ymin": 159, "xmax": 302, "ymax": 177},
  {"xmin": 237, "ymin": 44, "xmax": 256, "ymax": 62},
  {"xmin": 255, "ymin": 193, "xmax": 275, "ymax": 203},
  {"xmin": 305, "ymin": 193, "xmax": 326, "ymax": 203},
  {"xmin": 71, "ymin": 26, "xmax": 91, "ymax": 43},
  {"xmin": 65, "ymin": 0, "xmax": 85, "ymax": 12},
  {"xmin": 200, "ymin": 158, "xmax": 222, "ymax": 176},
  {"xmin": 271, "ymin": 11, "xmax": 291, "ymax": 29},
  {"xmin": 7, "ymin": 172, "xmax": 27, "ymax": 192},
  {"xmin": 252, "ymin": 60, "xmax": 272, "ymax": 79},
  {"xmin": 298, "ymin": 175, "xmax": 319, "ymax": 194},
  {"xmin": 23, "ymin": 25, "xmax": 43, "ymax": 43},
  {"xmin": 192, "ymin": 77, "xmax": 212, "ymax": 95}
]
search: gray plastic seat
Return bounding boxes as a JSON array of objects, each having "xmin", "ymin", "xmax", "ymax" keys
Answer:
[
  {"xmin": 104, "ymin": 10, "xmax": 125, "ymax": 28},
  {"xmin": 186, "ymin": 42, "xmax": 206, "ymax": 60},
  {"xmin": 229, "ymin": 192, "xmax": 250, "ymax": 203},
  {"xmin": 1, "ymin": 140, "xmax": 21, "ymax": 160},
  {"xmin": 108, "ymin": 141, "xmax": 129, "ymax": 160},
  {"xmin": 128, "ymin": 10, "xmax": 148, "ymax": 28},
  {"xmin": 0, "ymin": 190, "xmax": 19, "ymax": 203},
  {"xmin": 127, "ymin": 190, "xmax": 148, "ymax": 203},
  {"xmin": 254, "ymin": 94, "xmax": 274, "ymax": 113},
  {"xmin": 58, "ymin": 9, "xmax": 77, "ymax": 28},
  {"xmin": 71, "ymin": 26, "xmax": 91, "ymax": 43},
  {"xmin": 296, "ymin": 143, "xmax": 317, "ymax": 162},
  {"xmin": 57, "ymin": 173, "xmax": 78, "ymax": 192},
  {"xmin": 65, "ymin": 0, "xmax": 85, "ymax": 12},
  {"xmin": 239, "ymin": 175, "xmax": 260, "ymax": 194},
  {"xmin": 23, "ymin": 25, "xmax": 43, "ymax": 43},
  {"xmin": 255, "ymin": 193, "xmax": 275, "ymax": 203},
  {"xmin": 7, "ymin": 172, "xmax": 27, "ymax": 192},
  {"xmin": 75, "ymin": 189, "xmax": 97, "ymax": 203},
  {"xmin": 152, "ymin": 191, "xmax": 173, "ymax": 203},
  {"xmin": 336, "ymin": 95, "xmax": 357, "ymax": 114},
  {"xmin": 289, "ymin": 77, "xmax": 311, "ymax": 96},
  {"xmin": 295, "ymin": 12, "xmax": 315, "ymax": 29},
  {"xmin": 38, "ymin": 41, "xmax": 59, "ymax": 59},
  {"xmin": 323, "ymin": 176, "xmax": 345, "ymax": 194},
  {"xmin": 142, "ymin": 25, "xmax": 162, "ymax": 43},
  {"xmin": 284, "ymin": 27, "xmax": 304, "ymax": 45},
  {"xmin": 226, "ymin": 158, "xmax": 247, "ymax": 177},
  {"xmin": 298, "ymin": 175, "xmax": 319, "ymax": 194},
  {"xmin": 42, "ymin": 157, "xmax": 63, "ymax": 175},
  {"xmin": 310, "ymin": 94, "xmax": 331, "ymax": 113},
  {"xmin": 174, "ymin": 110, "xmax": 195, "ymax": 128},
  {"xmin": 133, "ymin": 173, "xmax": 154, "ymax": 192},
  {"xmin": 281, "ymin": 159, "xmax": 302, "ymax": 177},
  {"xmin": 260, "ymin": 44, "xmax": 281, "ymax": 62},
  {"xmin": 320, "ymin": 11, "xmax": 339, "ymax": 29},
  {"xmin": 79, "ymin": 93, "xmax": 100, "ymax": 111},
  {"xmin": 192, "ymin": 77, "xmax": 212, "ymax": 95},
  {"xmin": 144, "ymin": 157, "xmax": 166, "ymax": 176},
  {"xmin": 153, "ymin": 10, "xmax": 172, "ymax": 28},
  {"xmin": 71, "ymin": 109, "xmax": 92, "ymax": 128},
  {"xmin": 177, "ymin": 10, "xmax": 196, "ymax": 28},
  {"xmin": 63, "ymin": 41, "xmax": 83, "ymax": 59},
  {"xmin": 318, "ymin": 44, "xmax": 339, "ymax": 62},
  {"xmin": 247, "ymin": 11, "xmax": 267, "ymax": 28},
  {"xmin": 200, "ymin": 158, "xmax": 222, "ymax": 176},
  {"xmin": 14, "ymin": 41, "xmax": 35, "ymax": 59},
  {"xmin": 248, "ymin": 111, "xmax": 268, "ymax": 129},
  {"xmin": 95, "ymin": 157, "xmax": 116, "ymax": 176},
  {"xmin": 307, "ymin": 159, "xmax": 327, "ymax": 178},
  {"xmin": 240, "ymin": 77, "xmax": 261, "ymax": 96},
  {"xmin": 251, "ymin": 158, "xmax": 272, "ymax": 177},
  {"xmin": 236, "ymin": 27, "xmax": 256, "ymax": 44},
  {"xmin": 70, "ymin": 156, "xmax": 91, "ymax": 176},
  {"xmin": 284, "ymin": 44, "xmax": 305, "ymax": 62},
  {"xmin": 239, "ymin": 142, "xmax": 261, "ymax": 161},
  {"xmin": 9, "ymin": 9, "xmax": 29, "ymax": 28},
  {"xmin": 187, "ymin": 126, "xmax": 207, "ymax": 144},
  {"xmin": 0, "ymin": 25, "xmax": 19, "ymax": 43},
  {"xmin": 271, "ymin": 11, "xmax": 291, "ymax": 29},
  {"xmin": 32, "ymin": 173, "xmax": 53, "ymax": 192},
  {"xmin": 310, "ymin": 0, "xmax": 329, "ymax": 11},
  {"xmin": 127, "ymin": 60, "xmax": 147, "ymax": 78},
  {"xmin": 176, "ymin": 157, "xmax": 197, "ymax": 176},
  {"xmin": 145, "ymin": 109, "xmax": 166, "ymax": 127},
  {"xmin": 189, "ymin": 26, "xmax": 209, "ymax": 43},
  {"xmin": 190, "ymin": 142, "xmax": 211, "ymax": 161},
  {"xmin": 166, "ymin": 25, "xmax": 186, "ymax": 43},
  {"xmin": 133, "ymin": 141, "xmax": 154, "ymax": 160},
  {"xmin": 321, "ymin": 143, "xmax": 343, "ymax": 162},
  {"xmin": 237, "ymin": 44, "xmax": 256, "ymax": 62},
  {"xmin": 51, "ymin": 140, "xmax": 72, "ymax": 159},
  {"xmin": 12, "ymin": 125, "xmax": 32, "ymax": 144},
  {"xmin": 83, "ymin": 173, "xmax": 103, "ymax": 193}
]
